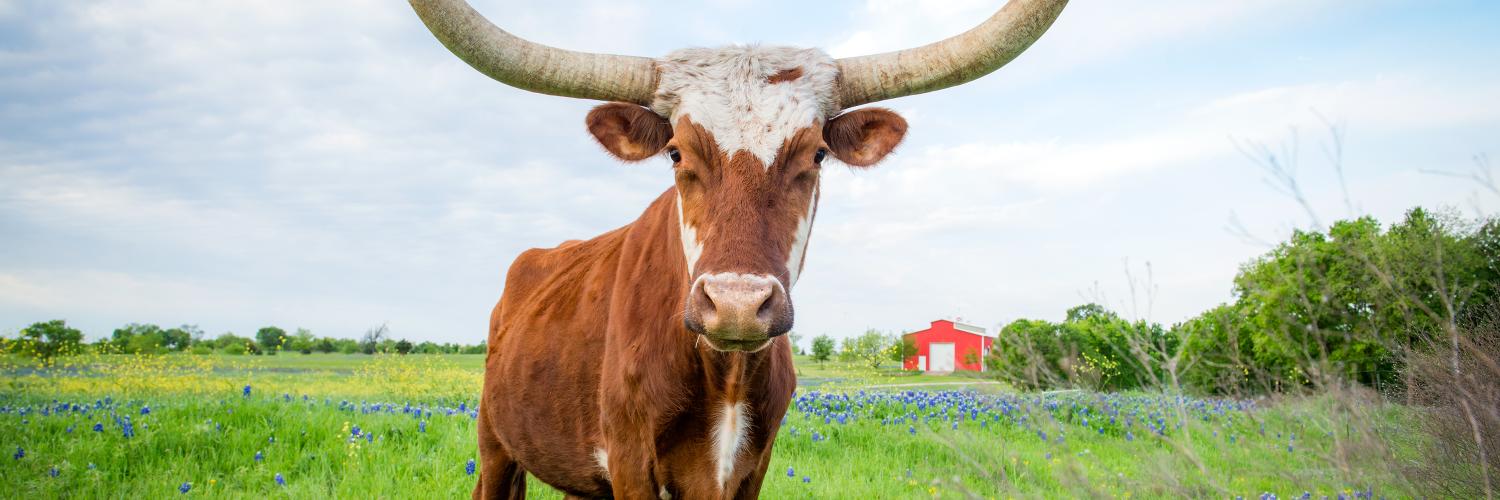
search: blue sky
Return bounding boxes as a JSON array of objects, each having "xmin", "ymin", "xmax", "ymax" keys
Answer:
[{"xmin": 1, "ymin": 0, "xmax": 1497, "ymax": 345}]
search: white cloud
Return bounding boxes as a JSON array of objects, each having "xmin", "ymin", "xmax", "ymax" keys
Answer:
[
  {"xmin": 1, "ymin": 0, "xmax": 1495, "ymax": 344},
  {"xmin": 826, "ymin": 0, "xmax": 1324, "ymax": 72},
  {"xmin": 1194, "ymin": 76, "xmax": 1500, "ymax": 135}
]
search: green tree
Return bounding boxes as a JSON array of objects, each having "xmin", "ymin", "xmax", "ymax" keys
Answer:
[
  {"xmin": 394, "ymin": 339, "xmax": 414, "ymax": 355},
  {"xmin": 837, "ymin": 337, "xmax": 858, "ymax": 363},
  {"xmin": 112, "ymin": 323, "xmax": 162, "ymax": 354},
  {"xmin": 19, "ymin": 319, "xmax": 84, "ymax": 359},
  {"xmin": 1175, "ymin": 303, "xmax": 1257, "ymax": 393},
  {"xmin": 160, "ymin": 325, "xmax": 194, "ymax": 351},
  {"xmin": 810, "ymin": 334, "xmax": 834, "ymax": 363},
  {"xmin": 112, "ymin": 323, "xmax": 165, "ymax": 354},
  {"xmin": 990, "ymin": 318, "xmax": 1066, "ymax": 389},
  {"xmin": 127, "ymin": 331, "xmax": 167, "ymax": 355},
  {"xmin": 461, "ymin": 341, "xmax": 487, "ymax": 355},
  {"xmin": 315, "ymin": 337, "xmax": 338, "ymax": 353},
  {"xmin": 888, "ymin": 336, "xmax": 917, "ymax": 364},
  {"xmin": 255, "ymin": 326, "xmax": 287, "ymax": 355},
  {"xmin": 287, "ymin": 328, "xmax": 316, "ymax": 354},
  {"xmin": 846, "ymin": 329, "xmax": 891, "ymax": 369}
]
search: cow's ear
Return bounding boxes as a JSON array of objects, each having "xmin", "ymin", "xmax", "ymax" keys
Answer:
[
  {"xmin": 824, "ymin": 108, "xmax": 907, "ymax": 167},
  {"xmin": 586, "ymin": 102, "xmax": 673, "ymax": 162}
]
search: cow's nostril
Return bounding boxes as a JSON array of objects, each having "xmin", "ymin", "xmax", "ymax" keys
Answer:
[{"xmin": 697, "ymin": 280, "xmax": 717, "ymax": 310}]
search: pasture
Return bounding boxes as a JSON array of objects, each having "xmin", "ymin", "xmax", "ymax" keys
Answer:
[{"xmin": 1, "ymin": 353, "xmax": 1415, "ymax": 498}]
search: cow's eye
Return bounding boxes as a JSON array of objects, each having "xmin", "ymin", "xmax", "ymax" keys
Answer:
[
  {"xmin": 668, "ymin": 148, "xmax": 682, "ymax": 163},
  {"xmin": 813, "ymin": 148, "xmax": 827, "ymax": 164}
]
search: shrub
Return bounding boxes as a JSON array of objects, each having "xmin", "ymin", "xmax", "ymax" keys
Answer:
[{"xmin": 1405, "ymin": 305, "xmax": 1499, "ymax": 498}]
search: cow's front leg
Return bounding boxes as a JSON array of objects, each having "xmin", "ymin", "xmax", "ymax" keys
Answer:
[
  {"xmin": 600, "ymin": 393, "xmax": 662, "ymax": 499},
  {"xmin": 474, "ymin": 402, "xmax": 526, "ymax": 500},
  {"xmin": 599, "ymin": 429, "xmax": 659, "ymax": 498}
]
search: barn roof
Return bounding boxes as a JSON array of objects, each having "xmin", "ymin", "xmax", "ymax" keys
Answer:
[{"xmin": 903, "ymin": 319, "xmax": 995, "ymax": 338}]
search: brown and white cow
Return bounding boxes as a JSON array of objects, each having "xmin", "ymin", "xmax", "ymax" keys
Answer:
[{"xmin": 408, "ymin": 1, "xmax": 1066, "ymax": 498}]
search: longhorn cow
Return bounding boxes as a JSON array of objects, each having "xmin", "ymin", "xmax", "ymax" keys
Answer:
[{"xmin": 407, "ymin": 1, "xmax": 1067, "ymax": 498}]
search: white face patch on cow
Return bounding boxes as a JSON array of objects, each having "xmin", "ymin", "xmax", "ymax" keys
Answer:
[
  {"xmin": 784, "ymin": 185, "xmax": 818, "ymax": 288},
  {"xmin": 677, "ymin": 194, "xmax": 703, "ymax": 277},
  {"xmin": 712, "ymin": 400, "xmax": 750, "ymax": 491},
  {"xmin": 652, "ymin": 46, "xmax": 839, "ymax": 168}
]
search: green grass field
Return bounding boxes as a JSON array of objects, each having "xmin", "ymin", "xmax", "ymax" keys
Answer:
[{"xmin": 1, "ymin": 353, "xmax": 1418, "ymax": 498}]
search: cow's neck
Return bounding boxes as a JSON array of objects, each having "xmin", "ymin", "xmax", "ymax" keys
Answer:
[
  {"xmin": 609, "ymin": 187, "xmax": 789, "ymax": 491},
  {"xmin": 627, "ymin": 187, "xmax": 776, "ymax": 390}
]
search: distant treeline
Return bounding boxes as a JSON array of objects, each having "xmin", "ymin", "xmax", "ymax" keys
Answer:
[
  {"xmin": 3, "ymin": 321, "xmax": 486, "ymax": 357},
  {"xmin": 990, "ymin": 207, "xmax": 1498, "ymax": 395}
]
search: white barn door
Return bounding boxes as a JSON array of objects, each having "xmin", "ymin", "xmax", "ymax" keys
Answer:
[{"xmin": 929, "ymin": 343, "xmax": 955, "ymax": 372}]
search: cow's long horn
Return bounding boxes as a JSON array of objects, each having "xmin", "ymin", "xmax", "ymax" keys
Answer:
[
  {"xmin": 409, "ymin": 0, "xmax": 657, "ymax": 105},
  {"xmin": 835, "ymin": 0, "xmax": 1067, "ymax": 108}
]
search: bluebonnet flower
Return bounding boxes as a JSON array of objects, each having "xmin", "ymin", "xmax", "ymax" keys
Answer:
[
  {"xmin": 66, "ymin": 425, "xmax": 75, "ymax": 434},
  {"xmin": 908, "ymin": 426, "xmax": 916, "ymax": 435},
  {"xmin": 243, "ymin": 385, "xmax": 252, "ymax": 397},
  {"xmin": 802, "ymin": 476, "xmax": 810, "ymax": 483},
  {"xmin": 419, "ymin": 421, "xmax": 426, "ymax": 433},
  {"xmin": 255, "ymin": 451, "xmax": 264, "ymax": 463},
  {"xmin": 366, "ymin": 433, "xmax": 373, "ymax": 444},
  {"xmin": 275, "ymin": 473, "xmax": 285, "ymax": 486},
  {"xmin": 180, "ymin": 482, "xmax": 191, "ymax": 494},
  {"xmin": 14, "ymin": 446, "xmax": 24, "ymax": 460},
  {"xmin": 351, "ymin": 425, "xmax": 361, "ymax": 437},
  {"xmin": 1125, "ymin": 431, "xmax": 1134, "ymax": 442},
  {"xmin": 269, "ymin": 436, "xmax": 275, "ymax": 444},
  {"xmin": 465, "ymin": 459, "xmax": 476, "ymax": 476},
  {"xmin": 88, "ymin": 463, "xmax": 95, "ymax": 470},
  {"xmin": 141, "ymin": 405, "xmax": 151, "ymax": 415},
  {"xmin": 786, "ymin": 467, "xmax": 795, "ymax": 477},
  {"xmin": 50, "ymin": 466, "xmax": 59, "ymax": 477}
]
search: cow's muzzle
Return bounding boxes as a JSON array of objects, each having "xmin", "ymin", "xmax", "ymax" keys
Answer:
[{"xmin": 684, "ymin": 272, "xmax": 792, "ymax": 351}]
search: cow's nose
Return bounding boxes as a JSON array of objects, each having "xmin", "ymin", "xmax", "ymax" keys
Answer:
[{"xmin": 685, "ymin": 273, "xmax": 792, "ymax": 347}]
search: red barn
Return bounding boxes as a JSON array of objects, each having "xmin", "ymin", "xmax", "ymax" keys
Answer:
[{"xmin": 902, "ymin": 319, "xmax": 994, "ymax": 373}]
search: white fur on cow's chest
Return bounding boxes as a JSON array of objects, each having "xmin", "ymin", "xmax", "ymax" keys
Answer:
[{"xmin": 712, "ymin": 400, "xmax": 751, "ymax": 491}]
